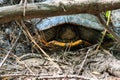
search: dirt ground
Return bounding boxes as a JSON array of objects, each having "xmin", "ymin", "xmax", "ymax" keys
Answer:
[{"xmin": 0, "ymin": 21, "xmax": 119, "ymax": 80}]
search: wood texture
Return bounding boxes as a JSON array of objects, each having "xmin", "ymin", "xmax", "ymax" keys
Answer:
[{"xmin": 0, "ymin": 0, "xmax": 120, "ymax": 23}]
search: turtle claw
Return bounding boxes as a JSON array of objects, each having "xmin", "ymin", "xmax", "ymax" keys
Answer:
[{"xmin": 40, "ymin": 39, "xmax": 51, "ymax": 47}]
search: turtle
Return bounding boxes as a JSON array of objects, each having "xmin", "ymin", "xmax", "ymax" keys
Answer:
[{"xmin": 36, "ymin": 14, "xmax": 105, "ymax": 48}]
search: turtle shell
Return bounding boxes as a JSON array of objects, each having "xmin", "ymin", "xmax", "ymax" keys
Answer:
[
  {"xmin": 36, "ymin": 14, "xmax": 105, "ymax": 44},
  {"xmin": 36, "ymin": 14, "xmax": 104, "ymax": 31}
]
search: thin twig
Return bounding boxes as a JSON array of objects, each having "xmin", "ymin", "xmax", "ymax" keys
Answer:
[
  {"xmin": 0, "ymin": 74, "xmax": 93, "ymax": 80},
  {"xmin": 97, "ymin": 12, "xmax": 111, "ymax": 50},
  {"xmin": 99, "ymin": 14, "xmax": 120, "ymax": 44},
  {"xmin": 11, "ymin": 53, "xmax": 35, "ymax": 75},
  {"xmin": 16, "ymin": 20, "xmax": 62, "ymax": 72},
  {"xmin": 19, "ymin": 53, "xmax": 42, "ymax": 60},
  {"xmin": 78, "ymin": 49, "xmax": 91, "ymax": 74},
  {"xmin": 19, "ymin": 0, "xmax": 27, "ymax": 16},
  {"xmin": 0, "ymin": 31, "xmax": 21, "ymax": 68}
]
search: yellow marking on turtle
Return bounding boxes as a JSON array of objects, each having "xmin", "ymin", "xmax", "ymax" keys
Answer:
[{"xmin": 48, "ymin": 40, "xmax": 91, "ymax": 47}]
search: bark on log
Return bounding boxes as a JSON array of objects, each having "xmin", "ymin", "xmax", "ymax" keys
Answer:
[{"xmin": 0, "ymin": 0, "xmax": 120, "ymax": 23}]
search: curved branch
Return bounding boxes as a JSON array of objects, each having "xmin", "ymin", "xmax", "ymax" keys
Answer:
[{"xmin": 0, "ymin": 0, "xmax": 120, "ymax": 23}]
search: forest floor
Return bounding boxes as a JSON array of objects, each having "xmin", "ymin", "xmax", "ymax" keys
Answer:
[{"xmin": 0, "ymin": 21, "xmax": 120, "ymax": 80}]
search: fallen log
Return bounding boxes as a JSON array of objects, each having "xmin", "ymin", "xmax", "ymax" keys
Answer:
[{"xmin": 0, "ymin": 0, "xmax": 120, "ymax": 23}]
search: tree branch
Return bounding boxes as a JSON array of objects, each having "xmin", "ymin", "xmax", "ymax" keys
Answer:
[{"xmin": 0, "ymin": 0, "xmax": 120, "ymax": 23}]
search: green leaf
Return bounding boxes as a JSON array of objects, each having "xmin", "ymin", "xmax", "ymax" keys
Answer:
[
  {"xmin": 106, "ymin": 33, "xmax": 115, "ymax": 39},
  {"xmin": 105, "ymin": 11, "xmax": 111, "ymax": 18}
]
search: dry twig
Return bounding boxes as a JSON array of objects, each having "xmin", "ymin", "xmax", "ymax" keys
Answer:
[
  {"xmin": 99, "ymin": 14, "xmax": 120, "ymax": 44},
  {"xmin": 16, "ymin": 20, "xmax": 62, "ymax": 72},
  {"xmin": 0, "ymin": 74, "xmax": 93, "ymax": 80},
  {"xmin": 0, "ymin": 31, "xmax": 21, "ymax": 68}
]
